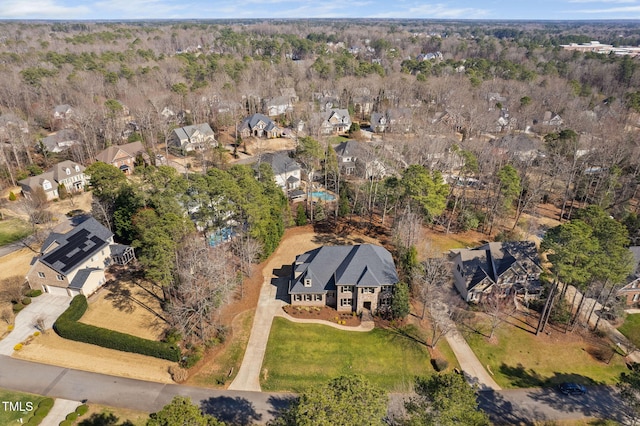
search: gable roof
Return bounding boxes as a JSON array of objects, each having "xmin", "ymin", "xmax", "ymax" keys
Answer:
[
  {"xmin": 172, "ymin": 123, "xmax": 215, "ymax": 142},
  {"xmin": 41, "ymin": 129, "xmax": 79, "ymax": 152},
  {"xmin": 260, "ymin": 151, "xmax": 300, "ymax": 174},
  {"xmin": 454, "ymin": 241, "xmax": 541, "ymax": 291},
  {"xmin": 335, "ymin": 140, "xmax": 368, "ymax": 158},
  {"xmin": 240, "ymin": 113, "xmax": 279, "ymax": 133},
  {"xmin": 51, "ymin": 160, "xmax": 85, "ymax": 181},
  {"xmin": 39, "ymin": 217, "xmax": 112, "ymax": 276},
  {"xmin": 290, "ymin": 244, "xmax": 399, "ymax": 294},
  {"xmin": 96, "ymin": 141, "xmax": 146, "ymax": 164}
]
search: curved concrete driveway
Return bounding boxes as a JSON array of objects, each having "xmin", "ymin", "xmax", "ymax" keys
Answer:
[{"xmin": 0, "ymin": 294, "xmax": 70, "ymax": 355}]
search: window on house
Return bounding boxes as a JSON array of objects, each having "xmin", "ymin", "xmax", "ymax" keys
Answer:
[
  {"xmin": 65, "ymin": 168, "xmax": 71, "ymax": 175},
  {"xmin": 380, "ymin": 297, "xmax": 391, "ymax": 306},
  {"xmin": 42, "ymin": 180, "xmax": 51, "ymax": 190},
  {"xmin": 313, "ymin": 294, "xmax": 323, "ymax": 301},
  {"xmin": 327, "ymin": 291, "xmax": 335, "ymax": 298},
  {"xmin": 293, "ymin": 294, "xmax": 302, "ymax": 302},
  {"xmin": 75, "ymin": 165, "xmax": 80, "ymax": 172},
  {"xmin": 303, "ymin": 294, "xmax": 312, "ymax": 302},
  {"xmin": 341, "ymin": 285, "xmax": 354, "ymax": 293},
  {"xmin": 361, "ymin": 287, "xmax": 375, "ymax": 294},
  {"xmin": 304, "ymin": 278, "xmax": 312, "ymax": 287},
  {"xmin": 634, "ymin": 294, "xmax": 640, "ymax": 302},
  {"xmin": 382, "ymin": 285, "xmax": 392, "ymax": 292},
  {"xmin": 37, "ymin": 272, "xmax": 45, "ymax": 278},
  {"xmin": 56, "ymin": 274, "xmax": 64, "ymax": 281},
  {"xmin": 340, "ymin": 298, "xmax": 352, "ymax": 306}
]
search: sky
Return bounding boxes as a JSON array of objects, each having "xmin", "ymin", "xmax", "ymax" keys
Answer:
[{"xmin": 3, "ymin": 0, "xmax": 640, "ymax": 21}]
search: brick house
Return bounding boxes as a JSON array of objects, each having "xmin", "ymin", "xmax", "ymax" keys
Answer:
[
  {"xmin": 289, "ymin": 244, "xmax": 399, "ymax": 313},
  {"xmin": 95, "ymin": 141, "xmax": 149, "ymax": 174}
]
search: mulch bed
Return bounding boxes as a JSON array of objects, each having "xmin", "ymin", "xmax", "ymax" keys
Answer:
[{"xmin": 282, "ymin": 305, "xmax": 362, "ymax": 327}]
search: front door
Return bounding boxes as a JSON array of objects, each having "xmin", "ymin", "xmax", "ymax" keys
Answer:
[{"xmin": 363, "ymin": 301, "xmax": 371, "ymax": 310}]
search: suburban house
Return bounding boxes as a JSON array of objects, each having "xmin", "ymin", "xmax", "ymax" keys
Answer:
[
  {"xmin": 451, "ymin": 241, "xmax": 542, "ymax": 303},
  {"xmin": 26, "ymin": 216, "xmax": 134, "ymax": 297},
  {"xmin": 490, "ymin": 134, "xmax": 543, "ymax": 162},
  {"xmin": 540, "ymin": 111, "xmax": 564, "ymax": 127},
  {"xmin": 18, "ymin": 160, "xmax": 87, "ymax": 201},
  {"xmin": 617, "ymin": 246, "xmax": 640, "ymax": 306},
  {"xmin": 335, "ymin": 140, "xmax": 387, "ymax": 179},
  {"xmin": 264, "ymin": 96, "xmax": 293, "ymax": 117},
  {"xmin": 258, "ymin": 151, "xmax": 301, "ymax": 191},
  {"xmin": 289, "ymin": 244, "xmax": 399, "ymax": 313},
  {"xmin": 370, "ymin": 112, "xmax": 388, "ymax": 133},
  {"xmin": 239, "ymin": 113, "xmax": 281, "ymax": 139},
  {"xmin": 168, "ymin": 123, "xmax": 216, "ymax": 152},
  {"xmin": 52, "ymin": 104, "xmax": 73, "ymax": 129},
  {"xmin": 317, "ymin": 109, "xmax": 352, "ymax": 135},
  {"xmin": 95, "ymin": 141, "xmax": 149, "ymax": 174},
  {"xmin": 41, "ymin": 129, "xmax": 80, "ymax": 154}
]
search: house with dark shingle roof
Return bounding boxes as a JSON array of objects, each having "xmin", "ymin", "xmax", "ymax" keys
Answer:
[
  {"xmin": 239, "ymin": 113, "xmax": 281, "ymax": 139},
  {"xmin": 168, "ymin": 123, "xmax": 216, "ymax": 152},
  {"xmin": 258, "ymin": 151, "xmax": 301, "ymax": 190},
  {"xmin": 26, "ymin": 216, "xmax": 134, "ymax": 297},
  {"xmin": 41, "ymin": 129, "xmax": 80, "ymax": 154},
  {"xmin": 451, "ymin": 241, "xmax": 542, "ymax": 303},
  {"xmin": 289, "ymin": 244, "xmax": 399, "ymax": 313}
]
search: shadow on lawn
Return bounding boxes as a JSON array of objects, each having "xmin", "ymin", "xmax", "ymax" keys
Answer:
[{"xmin": 201, "ymin": 396, "xmax": 262, "ymax": 426}]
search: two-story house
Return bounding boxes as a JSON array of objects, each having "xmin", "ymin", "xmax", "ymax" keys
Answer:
[
  {"xmin": 26, "ymin": 216, "xmax": 134, "ymax": 297},
  {"xmin": 289, "ymin": 244, "xmax": 399, "ymax": 313},
  {"xmin": 18, "ymin": 160, "xmax": 88, "ymax": 201},
  {"xmin": 95, "ymin": 141, "xmax": 149, "ymax": 174},
  {"xmin": 258, "ymin": 151, "xmax": 301, "ymax": 191},
  {"xmin": 168, "ymin": 123, "xmax": 216, "ymax": 152},
  {"xmin": 451, "ymin": 241, "xmax": 542, "ymax": 303},
  {"xmin": 239, "ymin": 114, "xmax": 281, "ymax": 139},
  {"xmin": 317, "ymin": 109, "xmax": 352, "ymax": 135},
  {"xmin": 334, "ymin": 140, "xmax": 387, "ymax": 179}
]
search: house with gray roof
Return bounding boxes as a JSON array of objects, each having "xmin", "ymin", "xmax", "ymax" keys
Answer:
[
  {"xmin": 41, "ymin": 129, "xmax": 80, "ymax": 153},
  {"xmin": 239, "ymin": 113, "xmax": 281, "ymax": 139},
  {"xmin": 26, "ymin": 216, "xmax": 134, "ymax": 297},
  {"xmin": 18, "ymin": 160, "xmax": 87, "ymax": 201},
  {"xmin": 317, "ymin": 109, "xmax": 352, "ymax": 135},
  {"xmin": 289, "ymin": 244, "xmax": 399, "ymax": 313},
  {"xmin": 335, "ymin": 140, "xmax": 387, "ymax": 179},
  {"xmin": 258, "ymin": 151, "xmax": 301, "ymax": 191},
  {"xmin": 451, "ymin": 241, "xmax": 542, "ymax": 303},
  {"xmin": 168, "ymin": 123, "xmax": 216, "ymax": 153}
]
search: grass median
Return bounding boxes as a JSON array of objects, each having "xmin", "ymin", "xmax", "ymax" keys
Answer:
[{"xmin": 261, "ymin": 317, "xmax": 433, "ymax": 392}]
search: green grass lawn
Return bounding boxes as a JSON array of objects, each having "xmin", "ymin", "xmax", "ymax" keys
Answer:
[
  {"xmin": 0, "ymin": 389, "xmax": 45, "ymax": 424},
  {"xmin": 0, "ymin": 218, "xmax": 31, "ymax": 246},
  {"xmin": 618, "ymin": 314, "xmax": 640, "ymax": 348},
  {"xmin": 464, "ymin": 315, "xmax": 628, "ymax": 389},
  {"xmin": 261, "ymin": 317, "xmax": 433, "ymax": 392}
]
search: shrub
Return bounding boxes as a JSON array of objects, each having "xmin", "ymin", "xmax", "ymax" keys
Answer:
[
  {"xmin": 35, "ymin": 406, "xmax": 50, "ymax": 417},
  {"xmin": 13, "ymin": 343, "xmax": 23, "ymax": 351},
  {"xmin": 75, "ymin": 404, "xmax": 88, "ymax": 416},
  {"xmin": 431, "ymin": 358, "xmax": 449, "ymax": 372},
  {"xmin": 33, "ymin": 331, "xmax": 40, "ymax": 336},
  {"xmin": 169, "ymin": 365, "xmax": 189, "ymax": 383},
  {"xmin": 54, "ymin": 295, "xmax": 180, "ymax": 362},
  {"xmin": 39, "ymin": 398, "xmax": 54, "ymax": 410},
  {"xmin": 58, "ymin": 420, "xmax": 73, "ymax": 426},
  {"xmin": 7, "ymin": 324, "xmax": 14, "ymax": 331},
  {"xmin": 65, "ymin": 412, "xmax": 78, "ymax": 421},
  {"xmin": 8, "ymin": 191, "xmax": 16, "ymax": 201},
  {"xmin": 164, "ymin": 328, "xmax": 182, "ymax": 345},
  {"xmin": 26, "ymin": 289, "xmax": 42, "ymax": 297},
  {"xmin": 13, "ymin": 303, "xmax": 25, "ymax": 313},
  {"xmin": 180, "ymin": 345, "xmax": 204, "ymax": 368},
  {"xmin": 26, "ymin": 414, "xmax": 44, "ymax": 425},
  {"xmin": 22, "ymin": 297, "xmax": 32, "ymax": 305}
]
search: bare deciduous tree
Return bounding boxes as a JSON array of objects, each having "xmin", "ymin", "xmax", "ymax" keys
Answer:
[
  {"xmin": 482, "ymin": 291, "xmax": 517, "ymax": 339},
  {"xmin": 1, "ymin": 275, "xmax": 26, "ymax": 304}
]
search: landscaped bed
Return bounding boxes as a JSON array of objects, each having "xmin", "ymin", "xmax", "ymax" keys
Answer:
[
  {"xmin": 282, "ymin": 305, "xmax": 361, "ymax": 327},
  {"xmin": 261, "ymin": 317, "xmax": 433, "ymax": 392},
  {"xmin": 464, "ymin": 313, "xmax": 628, "ymax": 388}
]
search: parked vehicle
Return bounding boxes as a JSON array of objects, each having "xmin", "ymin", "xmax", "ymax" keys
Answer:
[{"xmin": 558, "ymin": 382, "xmax": 587, "ymax": 395}]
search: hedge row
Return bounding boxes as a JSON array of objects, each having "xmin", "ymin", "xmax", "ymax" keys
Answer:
[{"xmin": 54, "ymin": 295, "xmax": 180, "ymax": 362}]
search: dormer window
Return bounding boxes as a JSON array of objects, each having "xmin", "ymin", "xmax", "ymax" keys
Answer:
[
  {"xmin": 42, "ymin": 180, "xmax": 51, "ymax": 190},
  {"xmin": 74, "ymin": 165, "xmax": 80, "ymax": 172},
  {"xmin": 65, "ymin": 168, "xmax": 71, "ymax": 175},
  {"xmin": 304, "ymin": 278, "xmax": 312, "ymax": 287}
]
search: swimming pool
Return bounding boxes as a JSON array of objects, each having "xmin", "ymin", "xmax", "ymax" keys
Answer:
[{"xmin": 310, "ymin": 191, "xmax": 336, "ymax": 201}]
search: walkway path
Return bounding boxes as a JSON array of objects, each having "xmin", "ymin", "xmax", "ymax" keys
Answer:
[
  {"xmin": 40, "ymin": 399, "xmax": 81, "ymax": 426},
  {"xmin": 0, "ymin": 294, "xmax": 70, "ymax": 356}
]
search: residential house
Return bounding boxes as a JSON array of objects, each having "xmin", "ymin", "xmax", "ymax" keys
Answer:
[
  {"xmin": 541, "ymin": 111, "xmax": 564, "ymax": 127},
  {"xmin": 617, "ymin": 247, "xmax": 640, "ymax": 306},
  {"xmin": 18, "ymin": 160, "xmax": 87, "ymax": 201},
  {"xmin": 41, "ymin": 129, "xmax": 80, "ymax": 154},
  {"xmin": 239, "ymin": 114, "xmax": 281, "ymax": 139},
  {"xmin": 334, "ymin": 140, "xmax": 387, "ymax": 178},
  {"xmin": 490, "ymin": 134, "xmax": 543, "ymax": 162},
  {"xmin": 26, "ymin": 216, "xmax": 134, "ymax": 297},
  {"xmin": 52, "ymin": 104, "xmax": 74, "ymax": 129},
  {"xmin": 258, "ymin": 151, "xmax": 301, "ymax": 191},
  {"xmin": 264, "ymin": 96, "xmax": 293, "ymax": 117},
  {"xmin": 95, "ymin": 141, "xmax": 149, "ymax": 174},
  {"xmin": 317, "ymin": 109, "xmax": 352, "ymax": 135},
  {"xmin": 451, "ymin": 241, "xmax": 542, "ymax": 303},
  {"xmin": 289, "ymin": 244, "xmax": 399, "ymax": 313},
  {"xmin": 370, "ymin": 112, "xmax": 388, "ymax": 133},
  {"xmin": 168, "ymin": 123, "xmax": 216, "ymax": 152}
]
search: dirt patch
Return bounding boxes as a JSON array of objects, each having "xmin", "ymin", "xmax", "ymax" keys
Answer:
[
  {"xmin": 0, "ymin": 248, "xmax": 35, "ymax": 281},
  {"xmin": 81, "ymin": 275, "xmax": 167, "ymax": 341},
  {"xmin": 283, "ymin": 305, "xmax": 361, "ymax": 327},
  {"xmin": 14, "ymin": 332, "xmax": 174, "ymax": 383}
]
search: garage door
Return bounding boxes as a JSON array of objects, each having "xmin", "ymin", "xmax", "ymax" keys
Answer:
[{"xmin": 46, "ymin": 285, "xmax": 70, "ymax": 297}]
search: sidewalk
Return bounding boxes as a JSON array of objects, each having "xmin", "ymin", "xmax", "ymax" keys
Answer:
[
  {"xmin": 0, "ymin": 294, "xmax": 70, "ymax": 355},
  {"xmin": 40, "ymin": 399, "xmax": 82, "ymax": 426}
]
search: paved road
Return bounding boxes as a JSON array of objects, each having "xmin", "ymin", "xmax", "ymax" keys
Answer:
[
  {"xmin": 478, "ymin": 386, "xmax": 628, "ymax": 425},
  {"xmin": 0, "ymin": 356, "xmax": 294, "ymax": 425}
]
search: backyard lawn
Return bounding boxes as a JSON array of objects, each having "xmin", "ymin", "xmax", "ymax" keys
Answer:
[
  {"xmin": 0, "ymin": 389, "xmax": 45, "ymax": 424},
  {"xmin": 618, "ymin": 314, "xmax": 640, "ymax": 348},
  {"xmin": 0, "ymin": 217, "xmax": 31, "ymax": 246},
  {"xmin": 261, "ymin": 317, "xmax": 433, "ymax": 392},
  {"xmin": 464, "ymin": 314, "xmax": 628, "ymax": 389}
]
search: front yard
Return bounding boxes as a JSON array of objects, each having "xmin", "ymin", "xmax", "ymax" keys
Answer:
[
  {"xmin": 261, "ymin": 317, "xmax": 435, "ymax": 392},
  {"xmin": 464, "ymin": 313, "xmax": 628, "ymax": 388},
  {"xmin": 617, "ymin": 313, "xmax": 640, "ymax": 349},
  {"xmin": 0, "ymin": 389, "xmax": 45, "ymax": 425},
  {"xmin": 0, "ymin": 217, "xmax": 31, "ymax": 246}
]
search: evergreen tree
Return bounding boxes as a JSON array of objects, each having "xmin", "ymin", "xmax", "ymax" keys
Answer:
[{"xmin": 391, "ymin": 281, "xmax": 410, "ymax": 319}]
